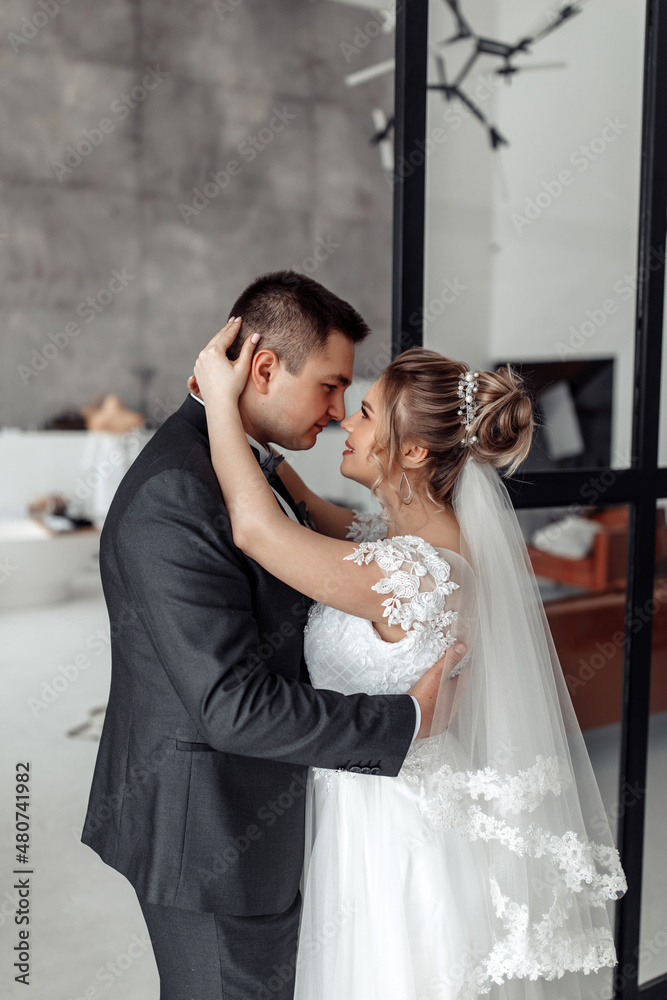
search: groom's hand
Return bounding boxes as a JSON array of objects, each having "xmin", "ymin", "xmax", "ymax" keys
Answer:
[{"xmin": 410, "ymin": 642, "xmax": 467, "ymax": 740}]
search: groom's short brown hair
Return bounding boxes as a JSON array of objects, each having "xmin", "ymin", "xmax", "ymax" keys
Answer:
[{"xmin": 227, "ymin": 270, "xmax": 370, "ymax": 374}]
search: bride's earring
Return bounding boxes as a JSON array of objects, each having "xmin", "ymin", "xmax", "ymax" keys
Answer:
[{"xmin": 399, "ymin": 469, "xmax": 413, "ymax": 505}]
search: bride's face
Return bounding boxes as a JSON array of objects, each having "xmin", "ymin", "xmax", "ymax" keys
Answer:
[{"xmin": 340, "ymin": 380, "xmax": 394, "ymax": 490}]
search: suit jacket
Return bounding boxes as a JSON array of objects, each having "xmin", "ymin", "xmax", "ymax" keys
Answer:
[{"xmin": 81, "ymin": 395, "xmax": 416, "ymax": 915}]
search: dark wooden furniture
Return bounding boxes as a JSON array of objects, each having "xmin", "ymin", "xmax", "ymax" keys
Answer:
[{"xmin": 529, "ymin": 506, "xmax": 667, "ymax": 729}]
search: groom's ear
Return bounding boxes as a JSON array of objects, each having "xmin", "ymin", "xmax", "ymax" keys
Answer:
[{"xmin": 249, "ymin": 349, "xmax": 281, "ymax": 395}]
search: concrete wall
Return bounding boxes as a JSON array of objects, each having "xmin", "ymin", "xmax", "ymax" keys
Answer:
[{"xmin": 0, "ymin": 0, "xmax": 396, "ymax": 430}]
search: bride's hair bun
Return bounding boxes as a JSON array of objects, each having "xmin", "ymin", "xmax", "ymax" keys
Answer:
[
  {"xmin": 372, "ymin": 350, "xmax": 535, "ymax": 511},
  {"xmin": 471, "ymin": 365, "xmax": 534, "ymax": 476}
]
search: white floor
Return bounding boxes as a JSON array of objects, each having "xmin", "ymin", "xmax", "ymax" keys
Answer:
[
  {"xmin": 1, "ymin": 565, "xmax": 665, "ymax": 998},
  {"xmin": 0, "ymin": 565, "xmax": 159, "ymax": 1000}
]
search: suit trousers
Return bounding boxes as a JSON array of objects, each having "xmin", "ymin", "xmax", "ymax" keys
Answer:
[{"xmin": 138, "ymin": 890, "xmax": 301, "ymax": 1000}]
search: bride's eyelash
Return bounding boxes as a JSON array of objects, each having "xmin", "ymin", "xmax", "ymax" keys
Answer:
[{"xmin": 361, "ymin": 405, "xmax": 369, "ymax": 419}]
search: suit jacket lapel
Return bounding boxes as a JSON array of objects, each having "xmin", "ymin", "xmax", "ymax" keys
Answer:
[
  {"xmin": 266, "ymin": 468, "xmax": 307, "ymax": 526},
  {"xmin": 179, "ymin": 394, "xmax": 209, "ymax": 436},
  {"xmin": 179, "ymin": 395, "xmax": 309, "ymax": 527}
]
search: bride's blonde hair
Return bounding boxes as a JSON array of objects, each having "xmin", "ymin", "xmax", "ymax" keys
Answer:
[{"xmin": 368, "ymin": 348, "xmax": 535, "ymax": 510}]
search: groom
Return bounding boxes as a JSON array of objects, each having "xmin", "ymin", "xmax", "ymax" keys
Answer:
[{"xmin": 81, "ymin": 270, "xmax": 464, "ymax": 1000}]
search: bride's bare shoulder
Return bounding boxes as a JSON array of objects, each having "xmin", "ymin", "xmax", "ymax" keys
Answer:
[{"xmin": 428, "ymin": 509, "xmax": 462, "ymax": 557}]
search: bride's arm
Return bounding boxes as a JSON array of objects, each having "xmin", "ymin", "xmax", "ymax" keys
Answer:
[
  {"xmin": 188, "ymin": 380, "xmax": 354, "ymax": 541},
  {"xmin": 193, "ymin": 321, "xmax": 392, "ymax": 624},
  {"xmin": 274, "ymin": 461, "xmax": 355, "ymax": 540}
]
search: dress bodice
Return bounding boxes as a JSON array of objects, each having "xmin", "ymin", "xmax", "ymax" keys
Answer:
[{"xmin": 304, "ymin": 510, "xmax": 471, "ymax": 697}]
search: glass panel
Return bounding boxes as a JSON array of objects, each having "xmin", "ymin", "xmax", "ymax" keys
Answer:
[
  {"xmin": 424, "ymin": 0, "xmax": 646, "ymax": 471},
  {"xmin": 638, "ymin": 498, "xmax": 667, "ymax": 984},
  {"xmin": 519, "ymin": 500, "xmax": 631, "ymax": 999}
]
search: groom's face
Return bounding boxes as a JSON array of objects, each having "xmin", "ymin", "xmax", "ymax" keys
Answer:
[{"xmin": 263, "ymin": 330, "xmax": 355, "ymax": 451}]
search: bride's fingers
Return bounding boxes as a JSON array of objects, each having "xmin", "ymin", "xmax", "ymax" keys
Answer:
[
  {"xmin": 236, "ymin": 331, "xmax": 261, "ymax": 371},
  {"xmin": 205, "ymin": 316, "xmax": 242, "ymax": 352}
]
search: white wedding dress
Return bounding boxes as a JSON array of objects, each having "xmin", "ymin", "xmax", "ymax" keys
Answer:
[
  {"xmin": 292, "ymin": 511, "xmax": 622, "ymax": 1000},
  {"xmin": 293, "ymin": 511, "xmax": 488, "ymax": 1000}
]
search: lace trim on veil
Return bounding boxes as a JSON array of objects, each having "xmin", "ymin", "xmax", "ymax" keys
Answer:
[
  {"xmin": 312, "ymin": 750, "xmax": 624, "ymax": 994},
  {"xmin": 401, "ymin": 745, "xmax": 626, "ymax": 994}
]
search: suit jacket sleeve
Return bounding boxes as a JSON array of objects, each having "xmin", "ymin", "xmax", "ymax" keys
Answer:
[{"xmin": 111, "ymin": 468, "xmax": 416, "ymax": 776}]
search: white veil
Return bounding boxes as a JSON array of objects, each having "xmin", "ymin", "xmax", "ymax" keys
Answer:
[{"xmin": 405, "ymin": 454, "xmax": 628, "ymax": 999}]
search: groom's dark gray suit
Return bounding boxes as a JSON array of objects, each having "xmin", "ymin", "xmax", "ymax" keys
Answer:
[{"xmin": 81, "ymin": 393, "xmax": 416, "ymax": 997}]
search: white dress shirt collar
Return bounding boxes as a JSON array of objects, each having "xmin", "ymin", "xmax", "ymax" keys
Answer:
[{"xmin": 189, "ymin": 391, "xmax": 272, "ymax": 461}]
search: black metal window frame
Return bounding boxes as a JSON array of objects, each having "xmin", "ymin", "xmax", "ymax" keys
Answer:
[{"xmin": 391, "ymin": 3, "xmax": 667, "ymax": 998}]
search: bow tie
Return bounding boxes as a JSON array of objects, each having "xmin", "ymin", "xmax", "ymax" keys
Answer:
[
  {"xmin": 258, "ymin": 448, "xmax": 285, "ymax": 477},
  {"xmin": 252, "ymin": 446, "xmax": 316, "ymax": 531}
]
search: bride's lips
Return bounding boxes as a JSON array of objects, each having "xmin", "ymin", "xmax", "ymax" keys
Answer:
[{"xmin": 343, "ymin": 439, "xmax": 355, "ymax": 456}]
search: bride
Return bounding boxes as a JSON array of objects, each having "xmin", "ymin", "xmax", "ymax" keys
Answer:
[{"xmin": 191, "ymin": 319, "xmax": 627, "ymax": 1000}]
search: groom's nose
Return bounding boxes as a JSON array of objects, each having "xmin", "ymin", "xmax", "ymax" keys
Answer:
[{"xmin": 327, "ymin": 391, "xmax": 345, "ymax": 422}]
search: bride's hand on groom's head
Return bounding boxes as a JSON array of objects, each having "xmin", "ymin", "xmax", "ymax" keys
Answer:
[{"xmin": 192, "ymin": 317, "xmax": 260, "ymax": 404}]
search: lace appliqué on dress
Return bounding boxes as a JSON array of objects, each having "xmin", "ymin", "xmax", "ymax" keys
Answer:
[
  {"xmin": 345, "ymin": 509, "xmax": 387, "ymax": 543},
  {"xmin": 343, "ymin": 532, "xmax": 460, "ymax": 654},
  {"xmin": 312, "ymin": 529, "xmax": 464, "ymax": 795}
]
